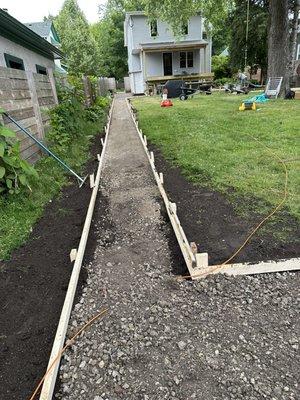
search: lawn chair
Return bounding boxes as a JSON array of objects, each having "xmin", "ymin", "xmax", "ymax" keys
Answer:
[{"xmin": 265, "ymin": 77, "xmax": 283, "ymax": 98}]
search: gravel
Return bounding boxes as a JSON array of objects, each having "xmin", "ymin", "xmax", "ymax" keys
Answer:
[{"xmin": 55, "ymin": 95, "xmax": 299, "ymax": 400}]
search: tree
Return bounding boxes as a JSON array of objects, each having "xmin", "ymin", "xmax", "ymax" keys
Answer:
[
  {"xmin": 267, "ymin": 0, "xmax": 290, "ymax": 94},
  {"xmin": 91, "ymin": 10, "xmax": 128, "ymax": 79},
  {"xmin": 229, "ymin": 0, "xmax": 268, "ymax": 81},
  {"xmin": 55, "ymin": 0, "xmax": 100, "ymax": 76},
  {"xmin": 91, "ymin": 0, "xmax": 144, "ymax": 79}
]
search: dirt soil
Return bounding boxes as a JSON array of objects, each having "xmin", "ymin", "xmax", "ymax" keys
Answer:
[
  {"xmin": 0, "ymin": 133, "xmax": 104, "ymax": 400},
  {"xmin": 148, "ymin": 143, "xmax": 300, "ymax": 266}
]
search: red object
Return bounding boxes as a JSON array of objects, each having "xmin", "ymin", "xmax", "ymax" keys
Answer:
[{"xmin": 160, "ymin": 99, "xmax": 173, "ymax": 107}]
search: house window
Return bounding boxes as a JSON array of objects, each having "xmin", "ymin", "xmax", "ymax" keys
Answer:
[
  {"xmin": 4, "ymin": 53, "xmax": 25, "ymax": 70},
  {"xmin": 180, "ymin": 52, "xmax": 186, "ymax": 68},
  {"xmin": 36, "ymin": 65, "xmax": 47, "ymax": 75},
  {"xmin": 150, "ymin": 20, "xmax": 158, "ymax": 37},
  {"xmin": 181, "ymin": 22, "xmax": 188, "ymax": 35},
  {"xmin": 180, "ymin": 52, "xmax": 194, "ymax": 68},
  {"xmin": 187, "ymin": 51, "xmax": 194, "ymax": 68}
]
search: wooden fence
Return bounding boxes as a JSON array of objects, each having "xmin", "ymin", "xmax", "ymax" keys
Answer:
[{"xmin": 0, "ymin": 66, "xmax": 58, "ymax": 163}]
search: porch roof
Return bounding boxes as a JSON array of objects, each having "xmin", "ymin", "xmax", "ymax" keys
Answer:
[{"xmin": 137, "ymin": 40, "xmax": 208, "ymax": 53}]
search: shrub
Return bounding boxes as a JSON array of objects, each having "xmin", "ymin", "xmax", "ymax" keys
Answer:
[
  {"xmin": 212, "ymin": 55, "xmax": 232, "ymax": 80},
  {"xmin": 0, "ymin": 121, "xmax": 38, "ymax": 195}
]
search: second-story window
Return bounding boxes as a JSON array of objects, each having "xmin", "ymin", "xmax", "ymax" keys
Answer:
[
  {"xmin": 181, "ymin": 22, "xmax": 189, "ymax": 35},
  {"xmin": 150, "ymin": 20, "xmax": 158, "ymax": 37}
]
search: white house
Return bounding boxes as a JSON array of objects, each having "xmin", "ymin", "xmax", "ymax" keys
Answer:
[
  {"xmin": 124, "ymin": 11, "xmax": 213, "ymax": 94},
  {"xmin": 0, "ymin": 9, "xmax": 62, "ymax": 74}
]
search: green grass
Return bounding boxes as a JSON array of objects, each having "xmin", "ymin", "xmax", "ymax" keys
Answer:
[
  {"xmin": 0, "ymin": 117, "xmax": 106, "ymax": 261},
  {"xmin": 133, "ymin": 93, "xmax": 300, "ymax": 223}
]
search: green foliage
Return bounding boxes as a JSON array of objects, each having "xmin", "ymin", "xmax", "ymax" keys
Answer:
[
  {"xmin": 228, "ymin": 0, "xmax": 268, "ymax": 74},
  {"xmin": 47, "ymin": 98, "xmax": 83, "ymax": 149},
  {"xmin": 47, "ymin": 93, "xmax": 109, "ymax": 155},
  {"xmin": 212, "ymin": 55, "xmax": 232, "ymax": 79},
  {"xmin": 213, "ymin": 77, "xmax": 235, "ymax": 86},
  {"xmin": 0, "ymin": 123, "xmax": 38, "ymax": 195},
  {"xmin": 54, "ymin": 0, "xmax": 100, "ymax": 76}
]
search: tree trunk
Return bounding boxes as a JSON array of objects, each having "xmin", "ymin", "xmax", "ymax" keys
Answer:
[
  {"xmin": 288, "ymin": 1, "xmax": 300, "ymax": 86},
  {"xmin": 267, "ymin": 0, "xmax": 290, "ymax": 96}
]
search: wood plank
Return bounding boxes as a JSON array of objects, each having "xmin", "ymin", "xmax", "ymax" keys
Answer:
[
  {"xmin": 25, "ymin": 150, "xmax": 42, "ymax": 164},
  {"xmin": 38, "ymin": 96, "xmax": 55, "ymax": 106},
  {"xmin": 0, "ymin": 77, "xmax": 29, "ymax": 90},
  {"xmin": 20, "ymin": 130, "xmax": 39, "ymax": 152},
  {"xmin": 21, "ymin": 142, "xmax": 40, "ymax": 160},
  {"xmin": 2, "ymin": 107, "xmax": 35, "ymax": 122},
  {"xmin": 195, "ymin": 258, "xmax": 300, "ymax": 279},
  {"xmin": 36, "ymin": 88, "xmax": 54, "ymax": 98},
  {"xmin": 0, "ymin": 98, "xmax": 33, "ymax": 112},
  {"xmin": 33, "ymin": 72, "xmax": 51, "ymax": 83},
  {"xmin": 0, "ymin": 66, "xmax": 27, "ymax": 80},
  {"xmin": 35, "ymin": 81, "xmax": 52, "ymax": 90},
  {"xmin": 5, "ymin": 116, "xmax": 37, "ymax": 131},
  {"xmin": 0, "ymin": 89, "xmax": 31, "ymax": 101}
]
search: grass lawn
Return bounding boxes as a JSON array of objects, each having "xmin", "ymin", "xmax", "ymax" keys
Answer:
[
  {"xmin": 133, "ymin": 93, "xmax": 299, "ymax": 227},
  {"xmin": 0, "ymin": 118, "xmax": 106, "ymax": 261}
]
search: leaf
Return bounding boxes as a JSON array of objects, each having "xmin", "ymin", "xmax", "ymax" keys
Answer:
[
  {"xmin": 0, "ymin": 127, "xmax": 16, "ymax": 138},
  {"xmin": 0, "ymin": 108, "xmax": 4, "ymax": 114},
  {"xmin": 0, "ymin": 142, "xmax": 4, "ymax": 157},
  {"xmin": 6, "ymin": 178, "xmax": 12, "ymax": 189},
  {"xmin": 0, "ymin": 166, "xmax": 5, "ymax": 179},
  {"xmin": 19, "ymin": 174, "xmax": 28, "ymax": 186}
]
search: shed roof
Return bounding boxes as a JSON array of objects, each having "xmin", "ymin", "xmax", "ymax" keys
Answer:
[
  {"xmin": 0, "ymin": 9, "xmax": 63, "ymax": 60},
  {"xmin": 24, "ymin": 21, "xmax": 60, "ymax": 44}
]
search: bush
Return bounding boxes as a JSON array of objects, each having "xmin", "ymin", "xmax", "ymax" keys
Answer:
[
  {"xmin": 212, "ymin": 55, "xmax": 232, "ymax": 80},
  {"xmin": 213, "ymin": 77, "xmax": 235, "ymax": 87},
  {"xmin": 0, "ymin": 121, "xmax": 38, "ymax": 195}
]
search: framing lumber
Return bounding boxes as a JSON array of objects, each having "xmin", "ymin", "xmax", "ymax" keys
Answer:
[
  {"xmin": 39, "ymin": 98, "xmax": 114, "ymax": 400},
  {"xmin": 197, "ymin": 258, "xmax": 300, "ymax": 279}
]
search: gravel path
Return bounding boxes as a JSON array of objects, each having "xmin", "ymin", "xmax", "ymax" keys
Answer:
[{"xmin": 56, "ymin": 95, "xmax": 299, "ymax": 400}]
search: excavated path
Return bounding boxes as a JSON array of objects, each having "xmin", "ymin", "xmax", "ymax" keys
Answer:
[{"xmin": 56, "ymin": 95, "xmax": 299, "ymax": 400}]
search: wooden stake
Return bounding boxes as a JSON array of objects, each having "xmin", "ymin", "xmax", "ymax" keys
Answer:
[
  {"xmin": 144, "ymin": 135, "xmax": 147, "ymax": 146},
  {"xmin": 89, "ymin": 173, "xmax": 95, "ymax": 189},
  {"xmin": 150, "ymin": 151, "xmax": 154, "ymax": 163},
  {"xmin": 101, "ymin": 138, "xmax": 104, "ymax": 146},
  {"xmin": 69, "ymin": 249, "xmax": 77, "ymax": 262},
  {"xmin": 195, "ymin": 253, "xmax": 209, "ymax": 269},
  {"xmin": 159, "ymin": 172, "xmax": 164, "ymax": 184}
]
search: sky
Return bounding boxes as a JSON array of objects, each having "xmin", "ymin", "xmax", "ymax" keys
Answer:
[{"xmin": 0, "ymin": 0, "xmax": 106, "ymax": 24}]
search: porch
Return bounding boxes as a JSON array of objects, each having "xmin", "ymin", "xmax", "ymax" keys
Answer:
[{"xmin": 140, "ymin": 41, "xmax": 212, "ymax": 93}]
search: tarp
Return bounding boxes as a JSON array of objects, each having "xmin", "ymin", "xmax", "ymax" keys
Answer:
[{"xmin": 245, "ymin": 93, "xmax": 269, "ymax": 103}]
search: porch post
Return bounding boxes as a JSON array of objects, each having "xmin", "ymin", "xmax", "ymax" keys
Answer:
[{"xmin": 200, "ymin": 47, "xmax": 205, "ymax": 73}]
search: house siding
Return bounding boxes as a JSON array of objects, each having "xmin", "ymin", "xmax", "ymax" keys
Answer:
[
  {"xmin": 125, "ymin": 12, "xmax": 212, "ymax": 94},
  {"xmin": 0, "ymin": 36, "xmax": 55, "ymax": 73},
  {"xmin": 129, "ymin": 15, "xmax": 203, "ymax": 49}
]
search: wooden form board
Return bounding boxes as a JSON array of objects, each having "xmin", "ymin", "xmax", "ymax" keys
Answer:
[
  {"xmin": 126, "ymin": 98, "xmax": 208, "ymax": 279},
  {"xmin": 194, "ymin": 258, "xmax": 300, "ymax": 279},
  {"xmin": 39, "ymin": 98, "xmax": 115, "ymax": 400},
  {"xmin": 126, "ymin": 98, "xmax": 300, "ymax": 280}
]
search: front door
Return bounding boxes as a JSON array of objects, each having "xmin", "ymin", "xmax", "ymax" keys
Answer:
[{"xmin": 163, "ymin": 52, "xmax": 173, "ymax": 76}]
